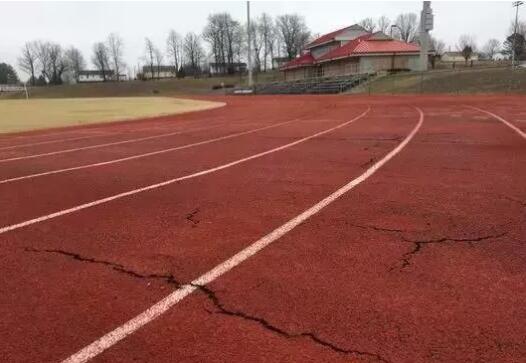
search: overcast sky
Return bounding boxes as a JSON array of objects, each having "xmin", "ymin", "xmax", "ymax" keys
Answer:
[{"xmin": 0, "ymin": 1, "xmax": 520, "ymax": 78}]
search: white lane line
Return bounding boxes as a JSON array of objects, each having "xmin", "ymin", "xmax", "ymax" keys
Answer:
[
  {"xmin": 467, "ymin": 106, "xmax": 526, "ymax": 140},
  {"xmin": 61, "ymin": 107, "xmax": 423, "ymax": 363},
  {"xmin": 0, "ymin": 133, "xmax": 119, "ymax": 151},
  {"xmin": 0, "ymin": 118, "xmax": 303, "ymax": 184},
  {"xmin": 0, "ymin": 123, "xmax": 226, "ymax": 164},
  {"xmin": 0, "ymin": 108, "xmax": 370, "ymax": 235}
]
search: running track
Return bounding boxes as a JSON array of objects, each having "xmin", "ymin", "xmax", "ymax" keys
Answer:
[{"xmin": 0, "ymin": 95, "xmax": 524, "ymax": 363}]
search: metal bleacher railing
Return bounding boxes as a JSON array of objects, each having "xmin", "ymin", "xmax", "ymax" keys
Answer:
[{"xmin": 252, "ymin": 73, "xmax": 373, "ymax": 95}]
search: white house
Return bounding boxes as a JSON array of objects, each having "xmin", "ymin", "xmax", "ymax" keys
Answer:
[
  {"xmin": 142, "ymin": 65, "xmax": 177, "ymax": 79},
  {"xmin": 209, "ymin": 62, "xmax": 247, "ymax": 75},
  {"xmin": 78, "ymin": 70, "xmax": 125, "ymax": 82},
  {"xmin": 441, "ymin": 51, "xmax": 479, "ymax": 62}
]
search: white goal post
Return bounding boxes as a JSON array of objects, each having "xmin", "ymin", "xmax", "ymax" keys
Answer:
[{"xmin": 0, "ymin": 84, "xmax": 29, "ymax": 99}]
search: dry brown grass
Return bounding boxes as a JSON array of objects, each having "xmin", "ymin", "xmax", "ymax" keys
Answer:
[{"xmin": 0, "ymin": 97, "xmax": 224, "ymax": 134}]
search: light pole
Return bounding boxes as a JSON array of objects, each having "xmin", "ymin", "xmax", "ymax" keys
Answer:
[
  {"xmin": 247, "ymin": 1, "xmax": 253, "ymax": 87},
  {"xmin": 512, "ymin": 1, "xmax": 524, "ymax": 69},
  {"xmin": 419, "ymin": 1, "xmax": 434, "ymax": 72}
]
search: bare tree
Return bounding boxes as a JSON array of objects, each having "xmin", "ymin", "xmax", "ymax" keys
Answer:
[
  {"xmin": 64, "ymin": 46, "xmax": 85, "ymax": 82},
  {"xmin": 276, "ymin": 14, "xmax": 310, "ymax": 60},
  {"xmin": 18, "ymin": 41, "xmax": 39, "ymax": 85},
  {"xmin": 144, "ymin": 38, "xmax": 156, "ymax": 79},
  {"xmin": 376, "ymin": 16, "xmax": 391, "ymax": 34},
  {"xmin": 107, "ymin": 33, "xmax": 125, "ymax": 81},
  {"xmin": 358, "ymin": 18, "xmax": 376, "ymax": 33},
  {"xmin": 457, "ymin": 34, "xmax": 477, "ymax": 64},
  {"xmin": 394, "ymin": 13, "xmax": 418, "ymax": 43},
  {"xmin": 429, "ymin": 36, "xmax": 446, "ymax": 55},
  {"xmin": 258, "ymin": 13, "xmax": 274, "ymax": 71},
  {"xmin": 250, "ymin": 19, "xmax": 264, "ymax": 72},
  {"xmin": 232, "ymin": 24, "xmax": 246, "ymax": 65},
  {"xmin": 428, "ymin": 36, "xmax": 445, "ymax": 69},
  {"xmin": 166, "ymin": 29, "xmax": 182, "ymax": 76},
  {"xmin": 154, "ymin": 48, "xmax": 163, "ymax": 78},
  {"xmin": 92, "ymin": 42, "xmax": 110, "ymax": 81},
  {"xmin": 183, "ymin": 32, "xmax": 203, "ymax": 76},
  {"xmin": 509, "ymin": 20, "xmax": 526, "ymax": 37},
  {"xmin": 35, "ymin": 41, "xmax": 51, "ymax": 82},
  {"xmin": 203, "ymin": 14, "xmax": 224, "ymax": 72},
  {"xmin": 482, "ymin": 38, "xmax": 501, "ymax": 60},
  {"xmin": 203, "ymin": 13, "xmax": 240, "ymax": 74},
  {"xmin": 36, "ymin": 42, "xmax": 66, "ymax": 85}
]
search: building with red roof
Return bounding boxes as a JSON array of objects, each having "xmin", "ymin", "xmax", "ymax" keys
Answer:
[{"xmin": 280, "ymin": 25, "xmax": 423, "ymax": 81}]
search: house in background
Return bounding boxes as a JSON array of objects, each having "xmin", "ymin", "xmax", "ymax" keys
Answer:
[
  {"xmin": 280, "ymin": 24, "xmax": 422, "ymax": 81},
  {"xmin": 209, "ymin": 62, "xmax": 247, "ymax": 75},
  {"xmin": 142, "ymin": 65, "xmax": 177, "ymax": 79},
  {"xmin": 78, "ymin": 70, "xmax": 126, "ymax": 83},
  {"xmin": 441, "ymin": 51, "xmax": 479, "ymax": 62}
]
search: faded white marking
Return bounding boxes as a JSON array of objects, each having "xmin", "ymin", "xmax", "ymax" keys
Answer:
[
  {"xmin": 467, "ymin": 106, "xmax": 526, "ymax": 140},
  {"xmin": 0, "ymin": 124, "xmax": 223, "ymax": 163},
  {"xmin": 61, "ymin": 107, "xmax": 423, "ymax": 363},
  {"xmin": 0, "ymin": 119, "xmax": 302, "ymax": 184},
  {"xmin": 0, "ymin": 108, "xmax": 370, "ymax": 235},
  {"xmin": 0, "ymin": 133, "xmax": 115, "ymax": 151}
]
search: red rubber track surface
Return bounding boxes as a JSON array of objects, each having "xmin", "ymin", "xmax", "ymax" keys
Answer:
[{"xmin": 0, "ymin": 95, "xmax": 524, "ymax": 363}]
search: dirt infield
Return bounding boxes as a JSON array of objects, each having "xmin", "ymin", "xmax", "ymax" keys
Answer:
[
  {"xmin": 0, "ymin": 97, "xmax": 224, "ymax": 134},
  {"xmin": 0, "ymin": 95, "xmax": 524, "ymax": 363}
]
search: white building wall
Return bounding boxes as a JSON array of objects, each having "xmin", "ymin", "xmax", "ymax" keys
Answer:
[
  {"xmin": 143, "ymin": 70, "xmax": 176, "ymax": 79},
  {"xmin": 442, "ymin": 53, "xmax": 479, "ymax": 62},
  {"xmin": 358, "ymin": 54, "xmax": 420, "ymax": 73},
  {"xmin": 78, "ymin": 74, "xmax": 106, "ymax": 82}
]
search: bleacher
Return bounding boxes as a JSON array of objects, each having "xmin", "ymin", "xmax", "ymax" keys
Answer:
[{"xmin": 253, "ymin": 73, "xmax": 371, "ymax": 95}]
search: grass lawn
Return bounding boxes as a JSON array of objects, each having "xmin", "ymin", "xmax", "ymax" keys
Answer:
[
  {"xmin": 0, "ymin": 97, "xmax": 224, "ymax": 134},
  {"xmin": 0, "ymin": 71, "xmax": 282, "ymax": 100},
  {"xmin": 363, "ymin": 67, "xmax": 526, "ymax": 94}
]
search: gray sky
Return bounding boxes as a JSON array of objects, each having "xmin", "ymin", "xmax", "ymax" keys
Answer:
[{"xmin": 0, "ymin": 1, "xmax": 519, "ymax": 79}]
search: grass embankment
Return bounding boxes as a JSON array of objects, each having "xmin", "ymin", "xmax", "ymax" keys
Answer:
[
  {"xmin": 0, "ymin": 97, "xmax": 224, "ymax": 134},
  {"xmin": 362, "ymin": 67, "xmax": 526, "ymax": 94},
  {"xmin": 0, "ymin": 71, "xmax": 282, "ymax": 100}
]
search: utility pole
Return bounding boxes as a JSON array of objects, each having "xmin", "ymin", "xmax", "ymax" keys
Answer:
[
  {"xmin": 247, "ymin": 1, "xmax": 253, "ymax": 88},
  {"xmin": 419, "ymin": 1, "xmax": 434, "ymax": 71},
  {"xmin": 512, "ymin": 1, "xmax": 524, "ymax": 70}
]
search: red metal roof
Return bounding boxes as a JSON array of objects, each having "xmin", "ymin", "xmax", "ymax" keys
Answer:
[
  {"xmin": 280, "ymin": 28, "xmax": 421, "ymax": 70},
  {"xmin": 305, "ymin": 26, "xmax": 350, "ymax": 48},
  {"xmin": 317, "ymin": 36, "xmax": 420, "ymax": 62},
  {"xmin": 279, "ymin": 53, "xmax": 315, "ymax": 70},
  {"xmin": 352, "ymin": 39, "xmax": 420, "ymax": 54}
]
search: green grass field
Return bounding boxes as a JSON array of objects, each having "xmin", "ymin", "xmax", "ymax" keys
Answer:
[{"xmin": 0, "ymin": 97, "xmax": 224, "ymax": 134}]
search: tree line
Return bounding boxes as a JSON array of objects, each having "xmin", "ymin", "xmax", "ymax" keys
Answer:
[
  {"xmin": 17, "ymin": 33, "xmax": 124, "ymax": 86},
  {"xmin": 4, "ymin": 11, "xmax": 525, "ymax": 85},
  {"xmin": 141, "ymin": 13, "xmax": 310, "ymax": 79},
  {"xmin": 448, "ymin": 20, "xmax": 526, "ymax": 66}
]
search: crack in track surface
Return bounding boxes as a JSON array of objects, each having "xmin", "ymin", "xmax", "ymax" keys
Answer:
[
  {"xmin": 390, "ymin": 232, "xmax": 508, "ymax": 271},
  {"xmin": 26, "ymin": 247, "xmax": 389, "ymax": 362},
  {"xmin": 24, "ymin": 247, "xmax": 183, "ymax": 287},
  {"xmin": 349, "ymin": 223, "xmax": 410, "ymax": 234},
  {"xmin": 199, "ymin": 284, "xmax": 390, "ymax": 362}
]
